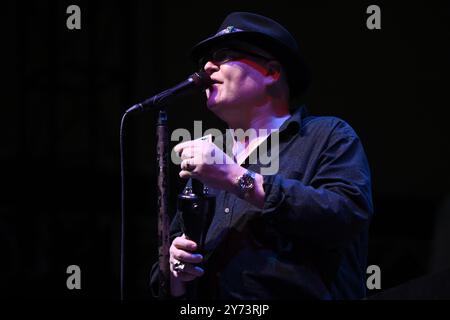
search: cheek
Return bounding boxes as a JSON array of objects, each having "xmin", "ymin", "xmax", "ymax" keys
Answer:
[
  {"xmin": 224, "ymin": 72, "xmax": 251, "ymax": 94},
  {"xmin": 220, "ymin": 64, "xmax": 265, "ymax": 98},
  {"xmin": 228, "ymin": 75, "xmax": 260, "ymax": 96}
]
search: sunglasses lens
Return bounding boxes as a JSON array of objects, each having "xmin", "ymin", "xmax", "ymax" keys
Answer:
[
  {"xmin": 199, "ymin": 49, "xmax": 230, "ymax": 67},
  {"xmin": 213, "ymin": 49, "xmax": 231, "ymax": 63},
  {"xmin": 199, "ymin": 48, "xmax": 264, "ymax": 69}
]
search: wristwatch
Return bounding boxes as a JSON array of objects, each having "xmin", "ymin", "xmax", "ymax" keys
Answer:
[{"xmin": 236, "ymin": 170, "xmax": 256, "ymax": 199}]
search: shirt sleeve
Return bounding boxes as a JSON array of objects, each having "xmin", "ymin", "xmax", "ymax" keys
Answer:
[{"xmin": 260, "ymin": 124, "xmax": 373, "ymax": 249}]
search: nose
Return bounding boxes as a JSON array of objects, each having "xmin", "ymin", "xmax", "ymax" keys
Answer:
[{"xmin": 203, "ymin": 60, "xmax": 219, "ymax": 75}]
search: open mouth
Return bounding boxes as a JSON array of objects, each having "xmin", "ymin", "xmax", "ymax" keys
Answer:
[
  {"xmin": 209, "ymin": 78, "xmax": 222, "ymax": 87},
  {"xmin": 207, "ymin": 81, "xmax": 221, "ymax": 93}
]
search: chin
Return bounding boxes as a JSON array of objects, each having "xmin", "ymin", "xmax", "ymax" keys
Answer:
[
  {"xmin": 207, "ymin": 101, "xmax": 226, "ymax": 119},
  {"xmin": 207, "ymin": 97, "xmax": 221, "ymax": 110}
]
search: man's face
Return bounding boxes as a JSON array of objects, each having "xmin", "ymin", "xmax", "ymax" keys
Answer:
[{"xmin": 200, "ymin": 47, "xmax": 274, "ymax": 122}]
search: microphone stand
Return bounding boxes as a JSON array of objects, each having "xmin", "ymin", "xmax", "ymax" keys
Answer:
[{"xmin": 156, "ymin": 109, "xmax": 170, "ymax": 299}]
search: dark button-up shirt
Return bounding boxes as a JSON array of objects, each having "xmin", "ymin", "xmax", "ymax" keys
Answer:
[{"xmin": 150, "ymin": 106, "xmax": 373, "ymax": 300}]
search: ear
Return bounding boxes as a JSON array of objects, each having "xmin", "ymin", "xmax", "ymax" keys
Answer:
[{"xmin": 264, "ymin": 61, "xmax": 282, "ymax": 83}]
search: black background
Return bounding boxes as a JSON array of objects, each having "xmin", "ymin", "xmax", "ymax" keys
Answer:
[{"xmin": 2, "ymin": 0, "xmax": 450, "ymax": 299}]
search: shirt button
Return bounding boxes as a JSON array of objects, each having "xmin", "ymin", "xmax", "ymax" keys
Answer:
[{"xmin": 224, "ymin": 207, "xmax": 230, "ymax": 214}]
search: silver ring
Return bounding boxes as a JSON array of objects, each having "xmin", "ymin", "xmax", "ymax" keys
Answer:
[{"xmin": 173, "ymin": 260, "xmax": 186, "ymax": 272}]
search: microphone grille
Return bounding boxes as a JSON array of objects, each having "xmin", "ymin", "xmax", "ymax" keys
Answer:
[{"xmin": 191, "ymin": 71, "xmax": 213, "ymax": 89}]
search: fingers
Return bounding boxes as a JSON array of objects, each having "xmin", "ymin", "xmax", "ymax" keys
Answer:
[
  {"xmin": 179, "ymin": 170, "xmax": 193, "ymax": 179},
  {"xmin": 170, "ymin": 235, "xmax": 203, "ymax": 264},
  {"xmin": 174, "ymin": 141, "xmax": 196, "ymax": 155},
  {"xmin": 172, "ymin": 234, "xmax": 198, "ymax": 251},
  {"xmin": 174, "ymin": 140, "xmax": 218, "ymax": 180},
  {"xmin": 176, "ymin": 146, "xmax": 199, "ymax": 179},
  {"xmin": 170, "ymin": 247, "xmax": 203, "ymax": 264},
  {"xmin": 170, "ymin": 257, "xmax": 204, "ymax": 277},
  {"xmin": 172, "ymin": 250, "xmax": 203, "ymax": 264},
  {"xmin": 174, "ymin": 140, "xmax": 211, "ymax": 159},
  {"xmin": 173, "ymin": 142, "xmax": 186, "ymax": 154},
  {"xmin": 170, "ymin": 235, "xmax": 204, "ymax": 281},
  {"xmin": 180, "ymin": 147, "xmax": 196, "ymax": 161},
  {"xmin": 181, "ymin": 158, "xmax": 196, "ymax": 171},
  {"xmin": 170, "ymin": 260, "xmax": 204, "ymax": 282}
]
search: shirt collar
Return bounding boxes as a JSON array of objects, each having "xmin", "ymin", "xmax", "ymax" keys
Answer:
[
  {"xmin": 219, "ymin": 105, "xmax": 308, "ymax": 154},
  {"xmin": 278, "ymin": 105, "xmax": 308, "ymax": 139}
]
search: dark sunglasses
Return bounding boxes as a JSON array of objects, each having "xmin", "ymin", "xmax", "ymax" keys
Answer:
[{"xmin": 198, "ymin": 47, "xmax": 273, "ymax": 69}]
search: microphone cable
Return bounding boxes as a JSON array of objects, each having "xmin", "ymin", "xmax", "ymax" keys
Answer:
[{"xmin": 119, "ymin": 112, "xmax": 128, "ymax": 301}]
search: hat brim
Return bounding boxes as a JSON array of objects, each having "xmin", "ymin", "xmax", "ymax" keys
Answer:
[{"xmin": 190, "ymin": 31, "xmax": 310, "ymax": 98}]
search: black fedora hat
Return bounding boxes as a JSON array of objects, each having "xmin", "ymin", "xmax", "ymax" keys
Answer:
[{"xmin": 190, "ymin": 12, "xmax": 310, "ymax": 99}]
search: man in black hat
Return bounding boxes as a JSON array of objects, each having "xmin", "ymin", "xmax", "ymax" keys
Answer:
[{"xmin": 151, "ymin": 12, "xmax": 373, "ymax": 300}]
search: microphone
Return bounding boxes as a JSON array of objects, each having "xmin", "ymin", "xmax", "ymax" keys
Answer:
[{"xmin": 126, "ymin": 71, "xmax": 213, "ymax": 114}]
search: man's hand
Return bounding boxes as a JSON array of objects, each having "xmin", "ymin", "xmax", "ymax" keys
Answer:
[
  {"xmin": 173, "ymin": 139, "xmax": 246, "ymax": 192},
  {"xmin": 169, "ymin": 234, "xmax": 204, "ymax": 296}
]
